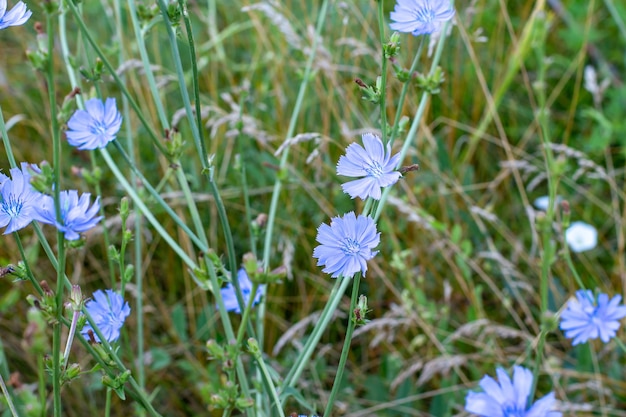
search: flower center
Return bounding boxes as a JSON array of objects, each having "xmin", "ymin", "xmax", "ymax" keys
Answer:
[
  {"xmin": 90, "ymin": 121, "xmax": 108, "ymax": 136},
  {"xmin": 414, "ymin": 6, "xmax": 435, "ymax": 23},
  {"xmin": 342, "ymin": 237, "xmax": 361, "ymax": 256},
  {"xmin": 365, "ymin": 161, "xmax": 384, "ymax": 179},
  {"xmin": 502, "ymin": 403, "xmax": 524, "ymax": 417},
  {"xmin": 1, "ymin": 194, "xmax": 23, "ymax": 218}
]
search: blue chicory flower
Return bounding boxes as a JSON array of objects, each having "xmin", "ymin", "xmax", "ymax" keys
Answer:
[
  {"xmin": 390, "ymin": 0, "xmax": 455, "ymax": 37},
  {"xmin": 66, "ymin": 98, "xmax": 122, "ymax": 150},
  {"xmin": 220, "ymin": 268, "xmax": 263, "ymax": 314},
  {"xmin": 312, "ymin": 211, "xmax": 380, "ymax": 278},
  {"xmin": 559, "ymin": 290, "xmax": 626, "ymax": 345},
  {"xmin": 35, "ymin": 190, "xmax": 103, "ymax": 240},
  {"xmin": 0, "ymin": 0, "xmax": 32, "ymax": 30},
  {"xmin": 465, "ymin": 365, "xmax": 561, "ymax": 417},
  {"xmin": 336, "ymin": 133, "xmax": 401, "ymax": 200},
  {"xmin": 81, "ymin": 289, "xmax": 131, "ymax": 343},
  {"xmin": 0, "ymin": 163, "xmax": 42, "ymax": 234}
]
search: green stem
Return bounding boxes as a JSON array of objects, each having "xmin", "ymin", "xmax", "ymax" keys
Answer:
[
  {"xmin": 38, "ymin": 354, "xmax": 45, "ymax": 417},
  {"xmin": 262, "ymin": 0, "xmax": 330, "ymax": 269},
  {"xmin": 374, "ymin": 26, "xmax": 451, "ymax": 222},
  {"xmin": 206, "ymin": 258, "xmax": 253, "ymax": 417},
  {"xmin": 90, "ymin": 152, "xmax": 117, "ymax": 287},
  {"xmin": 250, "ymin": 341, "xmax": 285, "ymax": 417},
  {"xmin": 111, "ymin": 142, "xmax": 206, "ymax": 250},
  {"xmin": 174, "ymin": 165, "xmax": 209, "ymax": 245},
  {"xmin": 178, "ymin": 0, "xmax": 207, "ymax": 153},
  {"xmin": 377, "ymin": 0, "xmax": 388, "ymax": 142},
  {"xmin": 0, "ymin": 371, "xmax": 19, "ymax": 417},
  {"xmin": 206, "ymin": 167, "xmax": 255, "ymax": 338},
  {"xmin": 105, "ymin": 389, "xmax": 112, "ymax": 417},
  {"xmin": 99, "ymin": 148, "xmax": 198, "ymax": 270},
  {"xmin": 155, "ymin": 0, "xmax": 207, "ymax": 164},
  {"xmin": 282, "ymin": 276, "xmax": 350, "ymax": 391},
  {"xmin": 603, "ymin": 0, "xmax": 626, "ymax": 41},
  {"xmin": 126, "ymin": 0, "xmax": 170, "ymax": 129},
  {"xmin": 45, "ymin": 9, "xmax": 67, "ymax": 416},
  {"xmin": 14, "ymin": 235, "xmax": 44, "ymax": 296},
  {"xmin": 79, "ymin": 309, "xmax": 163, "ymax": 417},
  {"xmin": 261, "ymin": 4, "xmax": 330, "ymax": 394},
  {"xmin": 528, "ymin": 329, "xmax": 548, "ymax": 402},
  {"xmin": 323, "ymin": 275, "xmax": 361, "ymax": 416},
  {"xmin": 531, "ymin": 16, "xmax": 560, "ymax": 401},
  {"xmin": 0, "ymin": 105, "xmax": 17, "ymax": 168},
  {"xmin": 236, "ymin": 282, "xmax": 260, "ymax": 347},
  {"xmin": 388, "ymin": 38, "xmax": 425, "ymax": 148}
]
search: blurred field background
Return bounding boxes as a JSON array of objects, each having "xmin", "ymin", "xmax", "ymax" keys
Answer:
[{"xmin": 1, "ymin": 0, "xmax": 626, "ymax": 415}]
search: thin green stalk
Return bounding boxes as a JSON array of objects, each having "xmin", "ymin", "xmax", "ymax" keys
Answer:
[
  {"xmin": 99, "ymin": 148, "xmax": 198, "ymax": 270},
  {"xmin": 528, "ymin": 329, "xmax": 548, "ymax": 401},
  {"xmin": 262, "ymin": 0, "xmax": 330, "ymax": 269},
  {"xmin": 562, "ymin": 239, "xmax": 586, "ymax": 293},
  {"xmin": 233, "ymin": 89, "xmax": 258, "ymax": 257},
  {"xmin": 0, "ymin": 371, "xmax": 19, "ymax": 417},
  {"xmin": 249, "ymin": 339, "xmax": 285, "ymax": 417},
  {"xmin": 531, "ymin": 14, "xmax": 560, "ymax": 401},
  {"xmin": 45, "ymin": 9, "xmax": 67, "ymax": 416},
  {"xmin": 78, "ymin": 309, "xmax": 163, "ymax": 417},
  {"xmin": 90, "ymin": 152, "xmax": 117, "ymax": 287},
  {"xmin": 58, "ymin": 8, "xmax": 81, "ymax": 93},
  {"xmin": 155, "ymin": 0, "xmax": 207, "ymax": 164},
  {"xmin": 178, "ymin": 0, "xmax": 207, "ymax": 152},
  {"xmin": 615, "ymin": 338, "xmax": 626, "ymax": 355},
  {"xmin": 323, "ymin": 275, "xmax": 361, "ymax": 416},
  {"xmin": 282, "ymin": 276, "xmax": 350, "ymax": 391},
  {"xmin": 134, "ymin": 211, "xmax": 145, "ymax": 391},
  {"xmin": 603, "ymin": 0, "xmax": 626, "ymax": 41},
  {"xmin": 374, "ymin": 25, "xmax": 451, "ymax": 222},
  {"xmin": 206, "ymin": 166, "xmax": 255, "ymax": 337},
  {"xmin": 111, "ymin": 142, "xmax": 206, "ymax": 250},
  {"xmin": 105, "ymin": 389, "xmax": 112, "ymax": 417},
  {"xmin": 14, "ymin": 235, "xmax": 44, "ymax": 296},
  {"xmin": 236, "ymin": 282, "xmax": 260, "ymax": 347},
  {"xmin": 174, "ymin": 166, "xmax": 208, "ymax": 245},
  {"xmin": 206, "ymin": 258, "xmax": 254, "ymax": 417},
  {"xmin": 387, "ymin": 38, "xmax": 425, "ymax": 148},
  {"xmin": 261, "ymin": 3, "xmax": 330, "ymax": 390},
  {"xmin": 377, "ymin": 0, "xmax": 388, "ymax": 142},
  {"xmin": 0, "ymin": 338, "xmax": 23, "ymax": 416},
  {"xmin": 0, "ymin": 106, "xmax": 17, "ymax": 168},
  {"xmin": 589, "ymin": 344, "xmax": 608, "ymax": 417},
  {"xmin": 207, "ymin": 0, "xmax": 226, "ymax": 61},
  {"xmin": 126, "ymin": 0, "xmax": 170, "ymax": 129},
  {"xmin": 38, "ymin": 355, "xmax": 45, "ymax": 417}
]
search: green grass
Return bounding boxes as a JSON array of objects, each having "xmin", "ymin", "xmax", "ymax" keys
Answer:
[{"xmin": 1, "ymin": 0, "xmax": 626, "ymax": 415}]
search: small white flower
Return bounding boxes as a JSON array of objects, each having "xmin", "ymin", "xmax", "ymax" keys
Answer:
[{"xmin": 565, "ymin": 221, "xmax": 598, "ymax": 253}]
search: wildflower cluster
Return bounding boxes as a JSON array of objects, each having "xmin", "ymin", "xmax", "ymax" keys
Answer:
[
  {"xmin": 0, "ymin": 163, "xmax": 103, "ymax": 240},
  {"xmin": 313, "ymin": 133, "xmax": 397, "ymax": 279}
]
